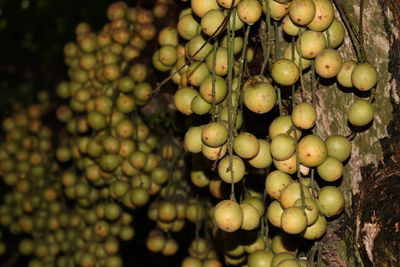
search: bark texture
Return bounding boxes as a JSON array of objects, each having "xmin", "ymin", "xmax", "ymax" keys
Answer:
[{"xmin": 312, "ymin": 1, "xmax": 400, "ymax": 266}]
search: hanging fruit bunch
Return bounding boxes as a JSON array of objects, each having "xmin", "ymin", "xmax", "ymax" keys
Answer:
[{"xmin": 151, "ymin": 0, "xmax": 378, "ymax": 266}]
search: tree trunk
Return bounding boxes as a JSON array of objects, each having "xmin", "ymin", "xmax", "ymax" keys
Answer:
[{"xmin": 307, "ymin": 0, "xmax": 400, "ymax": 266}]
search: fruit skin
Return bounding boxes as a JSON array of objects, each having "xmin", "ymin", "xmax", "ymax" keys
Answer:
[
  {"xmin": 337, "ymin": 60, "xmax": 357, "ymax": 88},
  {"xmin": 233, "ymin": 132, "xmax": 260, "ymax": 159},
  {"xmin": 271, "ymin": 59, "xmax": 300, "ymax": 86},
  {"xmin": 306, "ymin": 0, "xmax": 335, "ymax": 32},
  {"xmin": 297, "ymin": 30, "xmax": 326, "ymax": 59},
  {"xmin": 201, "ymin": 122, "xmax": 228, "ymax": 148},
  {"xmin": 315, "ymin": 48, "xmax": 343, "ymax": 78},
  {"xmin": 347, "ymin": 99, "xmax": 374, "ymax": 127},
  {"xmin": 289, "ymin": 0, "xmax": 316, "ymax": 26},
  {"xmin": 325, "ymin": 135, "xmax": 352, "ymax": 162},
  {"xmin": 265, "ymin": 170, "xmax": 293, "ymax": 199},
  {"xmin": 243, "ymin": 82, "xmax": 277, "ymax": 114},
  {"xmin": 297, "ymin": 134, "xmax": 328, "ymax": 167},
  {"xmin": 248, "ymin": 139, "xmax": 273, "ymax": 169},
  {"xmin": 237, "ymin": 0, "xmax": 263, "ymax": 25},
  {"xmin": 351, "ymin": 63, "xmax": 378, "ymax": 91},
  {"xmin": 192, "ymin": 0, "xmax": 219, "ymax": 18},
  {"xmin": 291, "ymin": 103, "xmax": 317, "ymax": 130},
  {"xmin": 270, "ymin": 134, "xmax": 296, "ymax": 161},
  {"xmin": 240, "ymin": 203, "xmax": 260, "ymax": 230},
  {"xmin": 301, "ymin": 215, "xmax": 327, "ymax": 240},
  {"xmin": 214, "ymin": 200, "xmax": 243, "ymax": 232},
  {"xmin": 317, "ymin": 186, "xmax": 345, "ymax": 217},
  {"xmin": 317, "ymin": 156, "xmax": 344, "ymax": 182},
  {"xmin": 174, "ymin": 87, "xmax": 198, "ymax": 115},
  {"xmin": 218, "ymin": 155, "xmax": 245, "ymax": 184},
  {"xmin": 247, "ymin": 250, "xmax": 274, "ymax": 267}
]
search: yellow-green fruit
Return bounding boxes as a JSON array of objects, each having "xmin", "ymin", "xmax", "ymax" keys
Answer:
[
  {"xmin": 201, "ymin": 9, "xmax": 225, "ymax": 36},
  {"xmin": 158, "ymin": 45, "xmax": 178, "ymax": 66},
  {"xmin": 233, "ymin": 132, "xmax": 260, "ymax": 159},
  {"xmin": 265, "ymin": 0, "xmax": 290, "ymax": 21},
  {"xmin": 306, "ymin": 0, "xmax": 334, "ymax": 32},
  {"xmin": 174, "ymin": 87, "xmax": 198, "ymax": 115},
  {"xmin": 201, "ymin": 122, "xmax": 228, "ymax": 148},
  {"xmin": 283, "ymin": 45, "xmax": 312, "ymax": 71},
  {"xmin": 187, "ymin": 35, "xmax": 213, "ymax": 61},
  {"xmin": 317, "ymin": 156, "xmax": 343, "ymax": 182},
  {"xmin": 237, "ymin": 0, "xmax": 263, "ymax": 25},
  {"xmin": 297, "ymin": 30, "xmax": 326, "ymax": 59},
  {"xmin": 289, "ymin": 0, "xmax": 316, "ymax": 25},
  {"xmin": 281, "ymin": 206, "xmax": 308, "ymax": 234},
  {"xmin": 177, "ymin": 14, "xmax": 201, "ymax": 40},
  {"xmin": 214, "ymin": 200, "xmax": 243, "ymax": 232},
  {"xmin": 337, "ymin": 60, "xmax": 357, "ymax": 88},
  {"xmin": 267, "ymin": 200, "xmax": 284, "ymax": 228},
  {"xmin": 248, "ymin": 139, "xmax": 273, "ymax": 169},
  {"xmin": 297, "ymin": 134, "xmax": 327, "ymax": 167},
  {"xmin": 271, "ymin": 252, "xmax": 296, "ymax": 267},
  {"xmin": 273, "ymin": 153, "xmax": 297, "ymax": 174},
  {"xmin": 218, "ymin": 155, "xmax": 245, "ymax": 183},
  {"xmin": 243, "ymin": 82, "xmax": 277, "ymax": 114},
  {"xmin": 315, "ymin": 48, "xmax": 343, "ymax": 78},
  {"xmin": 218, "ymin": 0, "xmax": 240, "ymax": 8},
  {"xmin": 192, "ymin": 0, "xmax": 219, "ymax": 18},
  {"xmin": 317, "ymin": 186, "xmax": 344, "ymax": 217},
  {"xmin": 206, "ymin": 47, "xmax": 228, "ymax": 76},
  {"xmin": 248, "ymin": 250, "xmax": 274, "ymax": 267},
  {"xmin": 186, "ymin": 62, "xmax": 210, "ymax": 86},
  {"xmin": 184, "ymin": 126, "xmax": 203, "ymax": 153},
  {"xmin": 271, "ymin": 134, "xmax": 296, "ymax": 161},
  {"xmin": 277, "ymin": 259, "xmax": 301, "ymax": 267},
  {"xmin": 324, "ymin": 18, "xmax": 345, "ymax": 48},
  {"xmin": 282, "ymin": 15, "xmax": 300, "ymax": 36},
  {"xmin": 201, "ymin": 143, "xmax": 227, "ymax": 160},
  {"xmin": 199, "ymin": 75, "xmax": 228, "ymax": 104},
  {"xmin": 271, "ymin": 59, "xmax": 300, "ymax": 86},
  {"xmin": 271, "ymin": 232, "xmax": 298, "ymax": 254},
  {"xmin": 265, "ymin": 170, "xmax": 293, "ymax": 199},
  {"xmin": 348, "ymin": 99, "xmax": 374, "ymax": 127},
  {"xmin": 270, "ymin": 115, "xmax": 302, "ymax": 139},
  {"xmin": 301, "ymin": 215, "xmax": 327, "ymax": 240},
  {"xmin": 325, "ymin": 135, "xmax": 352, "ymax": 162},
  {"xmin": 243, "ymin": 197, "xmax": 265, "ymax": 216},
  {"xmin": 191, "ymin": 95, "xmax": 212, "ymax": 115},
  {"xmin": 240, "ymin": 203, "xmax": 260, "ymax": 230},
  {"xmin": 351, "ymin": 63, "xmax": 378, "ymax": 91},
  {"xmin": 293, "ymin": 198, "xmax": 319, "ymax": 225},
  {"xmin": 279, "ymin": 182, "xmax": 311, "ymax": 209},
  {"xmin": 291, "ymin": 103, "xmax": 317, "ymax": 129}
]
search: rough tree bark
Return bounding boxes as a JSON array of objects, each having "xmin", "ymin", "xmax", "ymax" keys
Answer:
[{"xmin": 308, "ymin": 1, "xmax": 400, "ymax": 266}]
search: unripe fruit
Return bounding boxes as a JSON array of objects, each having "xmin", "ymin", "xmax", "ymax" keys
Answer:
[
  {"xmin": 233, "ymin": 132, "xmax": 260, "ymax": 159},
  {"xmin": 174, "ymin": 87, "xmax": 198, "ymax": 115},
  {"xmin": 297, "ymin": 30, "xmax": 326, "ymax": 59},
  {"xmin": 201, "ymin": 143, "xmax": 227, "ymax": 160},
  {"xmin": 186, "ymin": 62, "xmax": 210, "ymax": 86},
  {"xmin": 237, "ymin": 0, "xmax": 263, "ymax": 25},
  {"xmin": 284, "ymin": 45, "xmax": 312, "ymax": 71},
  {"xmin": 317, "ymin": 156, "xmax": 344, "ymax": 182},
  {"xmin": 201, "ymin": 122, "xmax": 228, "ymax": 148},
  {"xmin": 240, "ymin": 203, "xmax": 260, "ymax": 230},
  {"xmin": 297, "ymin": 134, "xmax": 328, "ymax": 167},
  {"xmin": 307, "ymin": 0, "xmax": 335, "ymax": 32},
  {"xmin": 271, "ymin": 252, "xmax": 296, "ymax": 267},
  {"xmin": 199, "ymin": 75, "xmax": 228, "ymax": 103},
  {"xmin": 337, "ymin": 60, "xmax": 357, "ymax": 88},
  {"xmin": 273, "ymin": 153, "xmax": 297, "ymax": 174},
  {"xmin": 289, "ymin": 0, "xmax": 316, "ymax": 25},
  {"xmin": 267, "ymin": 200, "xmax": 284, "ymax": 228},
  {"xmin": 247, "ymin": 250, "xmax": 274, "ymax": 267},
  {"xmin": 184, "ymin": 126, "xmax": 203, "ymax": 153},
  {"xmin": 192, "ymin": 0, "xmax": 219, "ymax": 18},
  {"xmin": 317, "ymin": 186, "xmax": 344, "ymax": 217},
  {"xmin": 271, "ymin": 232, "xmax": 298, "ymax": 254},
  {"xmin": 293, "ymin": 198, "xmax": 319, "ymax": 226},
  {"xmin": 267, "ymin": 0, "xmax": 290, "ymax": 21},
  {"xmin": 292, "ymin": 103, "xmax": 317, "ymax": 129},
  {"xmin": 277, "ymin": 259, "xmax": 301, "ymax": 267},
  {"xmin": 281, "ymin": 206, "xmax": 308, "ymax": 234},
  {"xmin": 218, "ymin": 0, "xmax": 240, "ymax": 8},
  {"xmin": 351, "ymin": 63, "xmax": 378, "ymax": 91},
  {"xmin": 158, "ymin": 45, "xmax": 178, "ymax": 66},
  {"xmin": 271, "ymin": 134, "xmax": 296, "ymax": 161},
  {"xmin": 348, "ymin": 99, "xmax": 374, "ymax": 127},
  {"xmin": 271, "ymin": 59, "xmax": 300, "ymax": 86},
  {"xmin": 214, "ymin": 200, "xmax": 243, "ymax": 232},
  {"xmin": 279, "ymin": 182, "xmax": 311, "ymax": 209},
  {"xmin": 177, "ymin": 14, "xmax": 201, "ymax": 40},
  {"xmin": 265, "ymin": 170, "xmax": 293, "ymax": 199},
  {"xmin": 243, "ymin": 82, "xmax": 276, "ymax": 114},
  {"xmin": 206, "ymin": 47, "xmax": 228, "ymax": 76},
  {"xmin": 325, "ymin": 135, "xmax": 352, "ymax": 162},
  {"xmin": 282, "ymin": 15, "xmax": 300, "ymax": 36},
  {"xmin": 301, "ymin": 215, "xmax": 327, "ymax": 240},
  {"xmin": 201, "ymin": 9, "xmax": 225, "ymax": 36},
  {"xmin": 248, "ymin": 139, "xmax": 273, "ymax": 169},
  {"xmin": 315, "ymin": 48, "xmax": 343, "ymax": 78},
  {"xmin": 324, "ymin": 18, "xmax": 345, "ymax": 48},
  {"xmin": 269, "ymin": 115, "xmax": 302, "ymax": 140},
  {"xmin": 218, "ymin": 155, "xmax": 245, "ymax": 183}
]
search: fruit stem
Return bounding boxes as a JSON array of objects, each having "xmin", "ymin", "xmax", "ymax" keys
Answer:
[
  {"xmin": 227, "ymin": 8, "xmax": 237, "ymax": 202},
  {"xmin": 294, "ymin": 130, "xmax": 307, "ymax": 210},
  {"xmin": 359, "ymin": 0, "xmax": 366, "ymax": 62},
  {"xmin": 211, "ymin": 41, "xmax": 218, "ymax": 122},
  {"xmin": 274, "ymin": 20, "xmax": 279, "ymax": 61},
  {"xmin": 260, "ymin": 0, "xmax": 273, "ymax": 75},
  {"xmin": 277, "ymin": 87, "xmax": 283, "ymax": 115},
  {"xmin": 295, "ymin": 34, "xmax": 305, "ymax": 102},
  {"xmin": 332, "ymin": 0, "xmax": 362, "ymax": 61}
]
